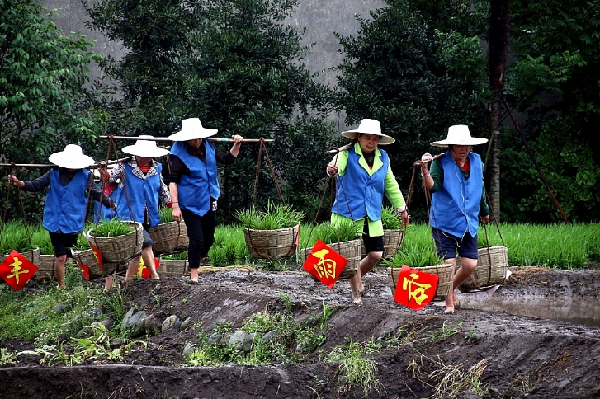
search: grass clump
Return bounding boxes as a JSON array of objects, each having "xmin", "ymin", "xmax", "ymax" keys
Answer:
[{"xmin": 327, "ymin": 339, "xmax": 382, "ymax": 397}]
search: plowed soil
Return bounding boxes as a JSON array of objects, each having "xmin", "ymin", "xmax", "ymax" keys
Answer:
[{"xmin": 1, "ymin": 265, "xmax": 599, "ymax": 398}]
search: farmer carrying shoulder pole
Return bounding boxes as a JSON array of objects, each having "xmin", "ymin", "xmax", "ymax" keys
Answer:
[
  {"xmin": 420, "ymin": 125, "xmax": 490, "ymax": 314},
  {"xmin": 167, "ymin": 118, "xmax": 243, "ymax": 283},
  {"xmin": 99, "ymin": 135, "xmax": 171, "ymax": 289},
  {"xmin": 7, "ymin": 144, "xmax": 116, "ymax": 288},
  {"xmin": 327, "ymin": 119, "xmax": 410, "ymax": 305}
]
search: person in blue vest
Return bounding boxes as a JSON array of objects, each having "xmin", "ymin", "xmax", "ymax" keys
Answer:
[
  {"xmin": 168, "ymin": 118, "xmax": 243, "ymax": 283},
  {"xmin": 420, "ymin": 125, "xmax": 490, "ymax": 314},
  {"xmin": 8, "ymin": 144, "xmax": 116, "ymax": 288},
  {"xmin": 102, "ymin": 135, "xmax": 171, "ymax": 285},
  {"xmin": 326, "ymin": 119, "xmax": 409, "ymax": 305}
]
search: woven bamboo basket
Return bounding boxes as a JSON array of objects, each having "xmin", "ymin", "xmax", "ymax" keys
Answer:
[
  {"xmin": 157, "ymin": 258, "xmax": 189, "ymax": 278},
  {"xmin": 35, "ymin": 254, "xmax": 56, "ymax": 280},
  {"xmin": 72, "ymin": 248, "xmax": 106, "ymax": 279},
  {"xmin": 1, "ymin": 246, "xmax": 41, "ymax": 265},
  {"xmin": 149, "ymin": 221, "xmax": 189, "ymax": 256},
  {"xmin": 302, "ymin": 239, "xmax": 362, "ymax": 280},
  {"xmin": 458, "ymin": 246, "xmax": 509, "ymax": 291},
  {"xmin": 85, "ymin": 221, "xmax": 143, "ymax": 263},
  {"xmin": 244, "ymin": 225, "xmax": 299, "ymax": 260},
  {"xmin": 388, "ymin": 264, "xmax": 453, "ymax": 301},
  {"xmin": 361, "ymin": 229, "xmax": 405, "ymax": 259}
]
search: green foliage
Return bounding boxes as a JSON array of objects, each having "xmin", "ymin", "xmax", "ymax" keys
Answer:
[
  {"xmin": 1, "ymin": 0, "xmax": 104, "ymax": 221},
  {"xmin": 88, "ymin": 219, "xmax": 134, "ymax": 237},
  {"xmin": 498, "ymin": 0, "xmax": 600, "ymax": 222},
  {"xmin": 236, "ymin": 202, "xmax": 304, "ymax": 230}
]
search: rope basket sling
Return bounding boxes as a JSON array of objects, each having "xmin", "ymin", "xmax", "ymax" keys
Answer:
[{"xmin": 149, "ymin": 221, "xmax": 189, "ymax": 256}]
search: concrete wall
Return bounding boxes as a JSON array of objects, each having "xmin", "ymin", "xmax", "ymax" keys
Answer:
[{"xmin": 40, "ymin": 0, "xmax": 384, "ymax": 128}]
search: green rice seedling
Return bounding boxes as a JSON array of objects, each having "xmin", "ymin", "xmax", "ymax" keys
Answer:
[
  {"xmin": 162, "ymin": 251, "xmax": 188, "ymax": 260},
  {"xmin": 236, "ymin": 201, "xmax": 304, "ymax": 230},
  {"xmin": 89, "ymin": 219, "xmax": 134, "ymax": 237},
  {"xmin": 30, "ymin": 225, "xmax": 53, "ymax": 255},
  {"xmin": 158, "ymin": 207, "xmax": 175, "ymax": 224},
  {"xmin": 0, "ymin": 221, "xmax": 35, "ymax": 254},
  {"xmin": 209, "ymin": 245, "xmax": 227, "ymax": 266},
  {"xmin": 301, "ymin": 220, "xmax": 361, "ymax": 248},
  {"xmin": 381, "ymin": 207, "xmax": 403, "ymax": 229}
]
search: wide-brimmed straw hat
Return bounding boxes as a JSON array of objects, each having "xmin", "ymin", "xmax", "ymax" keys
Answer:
[
  {"xmin": 341, "ymin": 119, "xmax": 395, "ymax": 145},
  {"xmin": 168, "ymin": 118, "xmax": 218, "ymax": 142},
  {"xmin": 49, "ymin": 144, "xmax": 95, "ymax": 169},
  {"xmin": 430, "ymin": 125, "xmax": 488, "ymax": 147},
  {"xmin": 121, "ymin": 135, "xmax": 169, "ymax": 157}
]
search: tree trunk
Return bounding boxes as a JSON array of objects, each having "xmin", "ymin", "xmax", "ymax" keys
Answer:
[{"xmin": 488, "ymin": 0, "xmax": 509, "ymax": 222}]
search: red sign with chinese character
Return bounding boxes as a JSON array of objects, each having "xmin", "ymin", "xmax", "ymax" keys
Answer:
[
  {"xmin": 0, "ymin": 250, "xmax": 39, "ymax": 290},
  {"xmin": 303, "ymin": 239, "xmax": 347, "ymax": 288},
  {"xmin": 393, "ymin": 265, "xmax": 438, "ymax": 311},
  {"xmin": 137, "ymin": 257, "xmax": 160, "ymax": 279}
]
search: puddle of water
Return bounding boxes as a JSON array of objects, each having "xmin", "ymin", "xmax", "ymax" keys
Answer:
[{"xmin": 460, "ymin": 295, "xmax": 600, "ymax": 327}]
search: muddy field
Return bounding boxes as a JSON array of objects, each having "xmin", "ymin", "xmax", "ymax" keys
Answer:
[{"xmin": 1, "ymin": 265, "xmax": 600, "ymax": 398}]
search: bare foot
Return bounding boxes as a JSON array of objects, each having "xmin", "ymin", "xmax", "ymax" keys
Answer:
[{"xmin": 351, "ymin": 286, "xmax": 362, "ymax": 305}]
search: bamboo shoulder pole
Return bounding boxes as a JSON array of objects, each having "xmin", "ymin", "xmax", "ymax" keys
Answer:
[
  {"xmin": 0, "ymin": 157, "xmax": 132, "ymax": 169},
  {"xmin": 99, "ymin": 135, "xmax": 274, "ymax": 143}
]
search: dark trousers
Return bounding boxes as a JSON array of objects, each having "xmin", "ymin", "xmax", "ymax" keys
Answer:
[{"xmin": 181, "ymin": 207, "xmax": 216, "ymax": 269}]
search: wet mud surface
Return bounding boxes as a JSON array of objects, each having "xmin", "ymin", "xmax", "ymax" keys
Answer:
[{"xmin": 1, "ymin": 266, "xmax": 600, "ymax": 398}]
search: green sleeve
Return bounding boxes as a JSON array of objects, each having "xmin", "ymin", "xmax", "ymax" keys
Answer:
[
  {"xmin": 384, "ymin": 164, "xmax": 406, "ymax": 210},
  {"xmin": 429, "ymin": 159, "xmax": 443, "ymax": 192}
]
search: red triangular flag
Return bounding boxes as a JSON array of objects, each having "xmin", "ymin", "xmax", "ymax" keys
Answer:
[
  {"xmin": 393, "ymin": 265, "xmax": 438, "ymax": 311},
  {"xmin": 0, "ymin": 250, "xmax": 39, "ymax": 290},
  {"xmin": 77, "ymin": 263, "xmax": 90, "ymax": 280},
  {"xmin": 303, "ymin": 239, "xmax": 347, "ymax": 288},
  {"xmin": 89, "ymin": 244, "xmax": 104, "ymax": 270},
  {"xmin": 137, "ymin": 257, "xmax": 160, "ymax": 279}
]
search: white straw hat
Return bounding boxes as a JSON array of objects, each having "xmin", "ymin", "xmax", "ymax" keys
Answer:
[
  {"xmin": 430, "ymin": 125, "xmax": 488, "ymax": 147},
  {"xmin": 48, "ymin": 144, "xmax": 95, "ymax": 169},
  {"xmin": 121, "ymin": 135, "xmax": 169, "ymax": 157},
  {"xmin": 168, "ymin": 118, "xmax": 218, "ymax": 142},
  {"xmin": 341, "ymin": 119, "xmax": 395, "ymax": 145}
]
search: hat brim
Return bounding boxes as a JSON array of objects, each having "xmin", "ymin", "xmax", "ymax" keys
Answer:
[
  {"xmin": 121, "ymin": 146, "xmax": 169, "ymax": 158},
  {"xmin": 430, "ymin": 138, "xmax": 488, "ymax": 148},
  {"xmin": 341, "ymin": 131, "xmax": 395, "ymax": 145},
  {"xmin": 168, "ymin": 129, "xmax": 218, "ymax": 142},
  {"xmin": 49, "ymin": 153, "xmax": 95, "ymax": 169}
]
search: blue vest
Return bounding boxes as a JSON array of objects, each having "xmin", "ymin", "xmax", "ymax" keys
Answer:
[
  {"xmin": 171, "ymin": 141, "xmax": 220, "ymax": 216},
  {"xmin": 43, "ymin": 168, "xmax": 89, "ymax": 234},
  {"xmin": 430, "ymin": 151, "xmax": 484, "ymax": 237},
  {"xmin": 332, "ymin": 147, "xmax": 389, "ymax": 221},
  {"xmin": 116, "ymin": 163, "xmax": 162, "ymax": 228}
]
